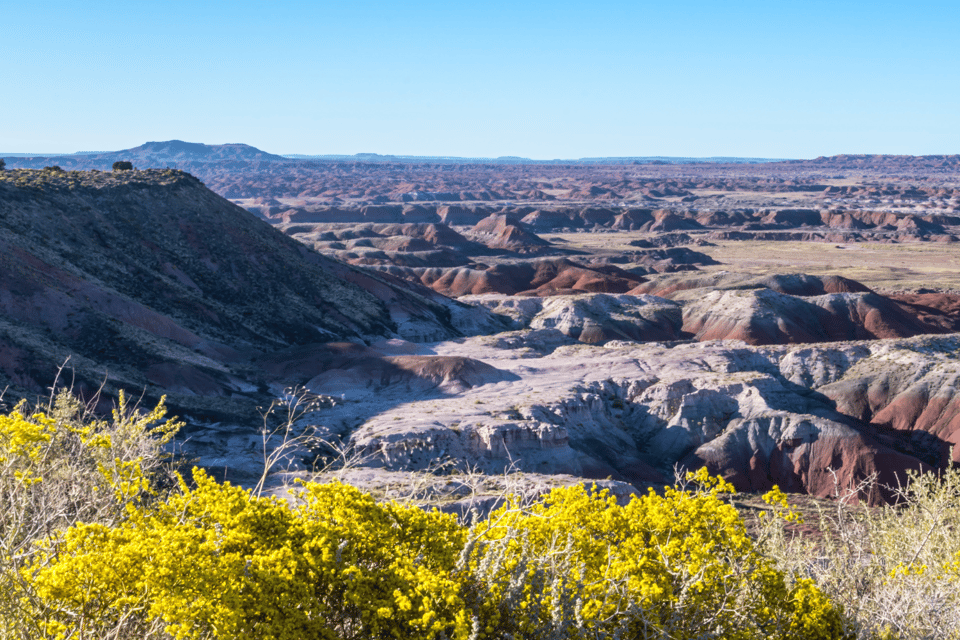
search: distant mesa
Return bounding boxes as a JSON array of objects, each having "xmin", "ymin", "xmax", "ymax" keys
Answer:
[{"xmin": 2, "ymin": 140, "xmax": 291, "ymax": 171}]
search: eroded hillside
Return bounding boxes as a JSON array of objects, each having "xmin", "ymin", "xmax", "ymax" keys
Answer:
[
  {"xmin": 3, "ymin": 155, "xmax": 960, "ymax": 503},
  {"xmin": 0, "ymin": 168, "xmax": 496, "ymax": 419}
]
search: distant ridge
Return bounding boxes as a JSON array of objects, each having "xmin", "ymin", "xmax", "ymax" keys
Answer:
[
  {"xmin": 6, "ymin": 141, "xmax": 957, "ymax": 170},
  {"xmin": 281, "ymin": 153, "xmax": 789, "ymax": 165},
  {"xmin": 3, "ymin": 141, "xmax": 789, "ymax": 167},
  {"xmin": 0, "ymin": 153, "xmax": 69, "ymax": 157},
  {"xmin": 2, "ymin": 140, "xmax": 291, "ymax": 170}
]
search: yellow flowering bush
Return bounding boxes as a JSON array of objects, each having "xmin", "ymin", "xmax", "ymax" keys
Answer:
[
  {"xmin": 463, "ymin": 468, "xmax": 849, "ymax": 639},
  {"xmin": 2, "ymin": 389, "xmax": 855, "ymax": 640},
  {"xmin": 26, "ymin": 470, "xmax": 471, "ymax": 640},
  {"xmin": 1, "ymin": 390, "xmax": 180, "ymax": 639},
  {"xmin": 1, "ymin": 390, "xmax": 178, "ymax": 537}
]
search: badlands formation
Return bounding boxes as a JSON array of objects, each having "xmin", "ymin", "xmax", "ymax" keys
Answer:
[{"xmin": 3, "ymin": 143, "xmax": 960, "ymax": 504}]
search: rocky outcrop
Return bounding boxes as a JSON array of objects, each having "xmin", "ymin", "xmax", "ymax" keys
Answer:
[
  {"xmin": 520, "ymin": 209, "xmax": 583, "ymax": 230},
  {"xmin": 633, "ymin": 272, "xmax": 871, "ymax": 300},
  {"xmin": 468, "ymin": 214, "xmax": 552, "ymax": 253},
  {"xmin": 806, "ymin": 336, "xmax": 960, "ymax": 468},
  {"xmin": 268, "ymin": 332, "xmax": 960, "ymax": 505},
  {"xmin": 623, "ymin": 247, "xmax": 720, "ymax": 273},
  {"xmin": 885, "ymin": 292, "xmax": 960, "ymax": 333},
  {"xmin": 611, "ymin": 209, "xmax": 656, "ymax": 230},
  {"xmin": 646, "ymin": 210, "xmax": 704, "ymax": 233},
  {"xmin": 624, "ymin": 272, "xmax": 956, "ymax": 346},
  {"xmin": 464, "ymin": 293, "xmax": 683, "ymax": 343},
  {"xmin": 680, "ymin": 289, "xmax": 942, "ymax": 345},
  {"xmin": 306, "ymin": 355, "xmax": 518, "ymax": 398},
  {"xmin": 280, "ymin": 222, "xmax": 491, "ymax": 268}
]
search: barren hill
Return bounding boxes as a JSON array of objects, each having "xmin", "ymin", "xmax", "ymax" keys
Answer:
[{"xmin": 0, "ymin": 168, "xmax": 487, "ymax": 417}]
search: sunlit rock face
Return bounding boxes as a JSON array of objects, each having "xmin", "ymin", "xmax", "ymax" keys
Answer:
[{"xmin": 251, "ymin": 329, "xmax": 960, "ymax": 505}]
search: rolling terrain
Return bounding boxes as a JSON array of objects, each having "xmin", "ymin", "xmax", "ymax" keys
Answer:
[{"xmin": 2, "ymin": 145, "xmax": 960, "ymax": 500}]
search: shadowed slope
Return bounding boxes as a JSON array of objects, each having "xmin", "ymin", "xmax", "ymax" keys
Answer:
[{"xmin": 0, "ymin": 168, "xmax": 471, "ymax": 410}]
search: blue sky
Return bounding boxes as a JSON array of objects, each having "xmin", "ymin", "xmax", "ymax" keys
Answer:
[{"xmin": 3, "ymin": 0, "xmax": 959, "ymax": 158}]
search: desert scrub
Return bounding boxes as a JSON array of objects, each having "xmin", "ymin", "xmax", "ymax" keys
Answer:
[
  {"xmin": 0, "ymin": 167, "xmax": 196, "ymax": 191},
  {"xmin": 461, "ymin": 468, "xmax": 849, "ymax": 640},
  {"xmin": 758, "ymin": 467, "xmax": 960, "ymax": 639},
  {"xmin": 19, "ymin": 470, "xmax": 849, "ymax": 640},
  {"xmin": 5, "ymin": 392, "xmax": 849, "ymax": 640},
  {"xmin": 0, "ymin": 390, "xmax": 180, "ymax": 638},
  {"xmin": 26, "ymin": 473, "xmax": 470, "ymax": 640}
]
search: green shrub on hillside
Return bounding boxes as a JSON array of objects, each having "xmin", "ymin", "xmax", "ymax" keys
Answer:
[{"xmin": 113, "ymin": 160, "xmax": 134, "ymax": 171}]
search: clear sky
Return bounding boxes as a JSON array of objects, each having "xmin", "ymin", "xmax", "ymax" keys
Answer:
[{"xmin": 3, "ymin": 0, "xmax": 959, "ymax": 158}]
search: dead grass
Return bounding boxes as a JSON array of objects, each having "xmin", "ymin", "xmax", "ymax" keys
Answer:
[
  {"xmin": 699, "ymin": 240, "xmax": 960, "ymax": 291},
  {"xmin": 551, "ymin": 230, "xmax": 960, "ymax": 291}
]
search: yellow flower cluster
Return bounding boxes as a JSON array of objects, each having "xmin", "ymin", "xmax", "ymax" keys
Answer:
[
  {"xmin": 0, "ymin": 408, "xmax": 62, "ymax": 490},
  {"xmin": 760, "ymin": 484, "xmax": 804, "ymax": 524},
  {"xmin": 0, "ymin": 409, "xmax": 55, "ymax": 461}
]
